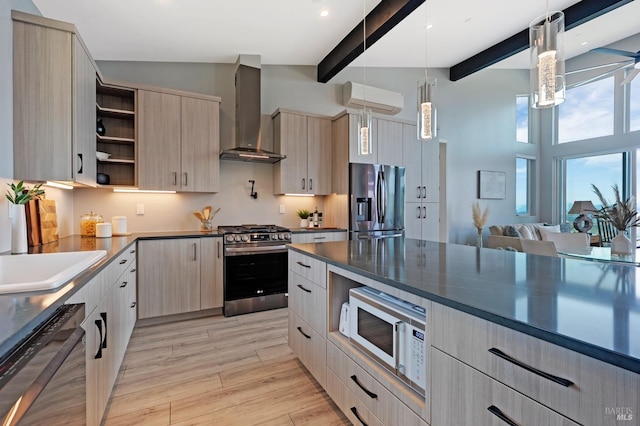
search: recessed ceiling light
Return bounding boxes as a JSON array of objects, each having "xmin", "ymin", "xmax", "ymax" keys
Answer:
[{"xmin": 320, "ymin": 9, "xmax": 329, "ymax": 17}]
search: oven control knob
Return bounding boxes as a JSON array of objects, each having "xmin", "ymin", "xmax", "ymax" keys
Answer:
[
  {"xmin": 271, "ymin": 234, "xmax": 278, "ymax": 240},
  {"xmin": 277, "ymin": 233, "xmax": 284, "ymax": 240},
  {"xmin": 283, "ymin": 233, "xmax": 291, "ymax": 240},
  {"xmin": 234, "ymin": 235, "xmax": 241, "ymax": 242},
  {"xmin": 241, "ymin": 235, "xmax": 249, "ymax": 242},
  {"xmin": 226, "ymin": 235, "xmax": 234, "ymax": 243}
]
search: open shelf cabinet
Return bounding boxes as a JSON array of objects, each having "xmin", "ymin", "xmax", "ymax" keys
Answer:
[{"xmin": 96, "ymin": 80, "xmax": 137, "ymax": 186}]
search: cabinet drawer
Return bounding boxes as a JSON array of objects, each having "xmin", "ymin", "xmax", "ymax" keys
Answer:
[
  {"xmin": 327, "ymin": 343, "xmax": 426, "ymax": 426},
  {"xmin": 326, "ymin": 368, "xmax": 383, "ymax": 426},
  {"xmin": 288, "ymin": 271, "xmax": 326, "ymax": 334},
  {"xmin": 288, "ymin": 310, "xmax": 326, "ymax": 388},
  {"xmin": 432, "ymin": 349, "xmax": 578, "ymax": 426},
  {"xmin": 432, "ymin": 303, "xmax": 580, "ymax": 420},
  {"xmin": 288, "ymin": 251, "xmax": 326, "ymax": 288}
]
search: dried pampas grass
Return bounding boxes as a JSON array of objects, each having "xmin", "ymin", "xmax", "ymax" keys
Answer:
[{"xmin": 472, "ymin": 201, "xmax": 489, "ymax": 233}]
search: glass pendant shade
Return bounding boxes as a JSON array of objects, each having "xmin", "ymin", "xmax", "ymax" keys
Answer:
[
  {"xmin": 358, "ymin": 109, "xmax": 372, "ymax": 155},
  {"xmin": 417, "ymin": 78, "xmax": 437, "ymax": 140},
  {"xmin": 529, "ymin": 11, "xmax": 565, "ymax": 108}
]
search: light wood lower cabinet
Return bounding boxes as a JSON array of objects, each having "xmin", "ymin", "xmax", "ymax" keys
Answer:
[
  {"xmin": 327, "ymin": 342, "xmax": 427, "ymax": 426},
  {"xmin": 288, "ymin": 310, "xmax": 327, "ymax": 388},
  {"xmin": 69, "ymin": 243, "xmax": 137, "ymax": 426},
  {"xmin": 291, "ymin": 231, "xmax": 347, "ymax": 244},
  {"xmin": 326, "ymin": 368, "xmax": 383, "ymax": 426},
  {"xmin": 432, "ymin": 349, "xmax": 578, "ymax": 426},
  {"xmin": 138, "ymin": 237, "xmax": 223, "ymax": 319}
]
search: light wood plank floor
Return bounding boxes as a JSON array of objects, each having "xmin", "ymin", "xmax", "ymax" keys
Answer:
[{"xmin": 103, "ymin": 308, "xmax": 350, "ymax": 426}]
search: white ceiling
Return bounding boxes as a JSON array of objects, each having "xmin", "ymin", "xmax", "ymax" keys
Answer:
[{"xmin": 32, "ymin": 0, "xmax": 640, "ymax": 75}]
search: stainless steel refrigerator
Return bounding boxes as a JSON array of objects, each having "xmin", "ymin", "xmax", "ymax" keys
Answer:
[{"xmin": 349, "ymin": 163, "xmax": 405, "ymax": 239}]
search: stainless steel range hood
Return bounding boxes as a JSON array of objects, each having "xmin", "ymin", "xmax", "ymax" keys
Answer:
[{"xmin": 220, "ymin": 55, "xmax": 286, "ymax": 164}]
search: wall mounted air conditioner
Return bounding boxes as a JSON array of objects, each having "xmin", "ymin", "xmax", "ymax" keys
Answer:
[{"xmin": 342, "ymin": 81, "xmax": 404, "ymax": 115}]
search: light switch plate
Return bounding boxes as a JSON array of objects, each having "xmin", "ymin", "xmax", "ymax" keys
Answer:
[
  {"xmin": 279, "ymin": 204, "xmax": 285, "ymax": 214},
  {"xmin": 136, "ymin": 203, "xmax": 144, "ymax": 215}
]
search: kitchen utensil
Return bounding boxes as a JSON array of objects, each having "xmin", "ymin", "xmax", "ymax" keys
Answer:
[
  {"xmin": 38, "ymin": 199, "xmax": 59, "ymax": 244},
  {"xmin": 25, "ymin": 199, "xmax": 41, "ymax": 246}
]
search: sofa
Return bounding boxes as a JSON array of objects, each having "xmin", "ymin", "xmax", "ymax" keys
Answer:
[{"xmin": 487, "ymin": 223, "xmax": 568, "ymax": 252}]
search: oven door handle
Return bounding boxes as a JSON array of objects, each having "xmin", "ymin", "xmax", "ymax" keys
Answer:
[{"xmin": 224, "ymin": 245, "xmax": 289, "ymax": 256}]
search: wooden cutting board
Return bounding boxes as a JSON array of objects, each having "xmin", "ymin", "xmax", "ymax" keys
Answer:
[
  {"xmin": 38, "ymin": 199, "xmax": 58, "ymax": 244},
  {"xmin": 25, "ymin": 199, "xmax": 41, "ymax": 246}
]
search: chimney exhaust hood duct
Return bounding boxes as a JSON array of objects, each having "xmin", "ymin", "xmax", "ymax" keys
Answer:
[{"xmin": 220, "ymin": 55, "xmax": 286, "ymax": 164}]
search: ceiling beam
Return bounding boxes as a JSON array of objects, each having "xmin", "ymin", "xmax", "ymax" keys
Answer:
[
  {"xmin": 449, "ymin": 0, "xmax": 635, "ymax": 82},
  {"xmin": 317, "ymin": 0, "xmax": 425, "ymax": 83}
]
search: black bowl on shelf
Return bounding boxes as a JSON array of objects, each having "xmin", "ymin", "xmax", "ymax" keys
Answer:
[{"xmin": 97, "ymin": 173, "xmax": 110, "ymax": 185}]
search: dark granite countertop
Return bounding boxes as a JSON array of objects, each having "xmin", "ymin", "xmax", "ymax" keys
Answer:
[
  {"xmin": 0, "ymin": 231, "xmax": 223, "ymax": 358},
  {"xmin": 289, "ymin": 238, "xmax": 640, "ymax": 374}
]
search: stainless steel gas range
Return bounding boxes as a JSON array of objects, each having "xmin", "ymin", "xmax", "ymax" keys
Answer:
[{"xmin": 218, "ymin": 224, "xmax": 291, "ymax": 316}]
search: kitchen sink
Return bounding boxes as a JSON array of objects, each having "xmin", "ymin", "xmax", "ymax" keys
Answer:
[{"xmin": 0, "ymin": 250, "xmax": 107, "ymax": 294}]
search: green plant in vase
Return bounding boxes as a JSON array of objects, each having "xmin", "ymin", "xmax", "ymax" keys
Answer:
[
  {"xmin": 296, "ymin": 209, "xmax": 311, "ymax": 228},
  {"xmin": 6, "ymin": 181, "xmax": 45, "ymax": 253},
  {"xmin": 6, "ymin": 180, "xmax": 45, "ymax": 204}
]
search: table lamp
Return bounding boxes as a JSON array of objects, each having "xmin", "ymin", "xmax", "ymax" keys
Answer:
[{"xmin": 568, "ymin": 200, "xmax": 596, "ymax": 232}]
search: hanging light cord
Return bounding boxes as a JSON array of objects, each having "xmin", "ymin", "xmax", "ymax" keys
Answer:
[
  {"xmin": 424, "ymin": 4, "xmax": 428, "ymax": 81},
  {"xmin": 363, "ymin": 0, "xmax": 367, "ymax": 110}
]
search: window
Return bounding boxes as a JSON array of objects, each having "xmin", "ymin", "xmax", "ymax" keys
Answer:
[
  {"xmin": 630, "ymin": 73, "xmax": 640, "ymax": 132},
  {"xmin": 516, "ymin": 157, "xmax": 534, "ymax": 215},
  {"xmin": 516, "ymin": 95, "xmax": 529, "ymax": 143},
  {"xmin": 564, "ymin": 153, "xmax": 625, "ymax": 233},
  {"xmin": 558, "ymin": 77, "xmax": 615, "ymax": 143}
]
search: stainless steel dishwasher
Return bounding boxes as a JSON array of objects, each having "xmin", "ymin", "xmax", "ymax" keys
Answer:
[{"xmin": 0, "ymin": 304, "xmax": 86, "ymax": 425}]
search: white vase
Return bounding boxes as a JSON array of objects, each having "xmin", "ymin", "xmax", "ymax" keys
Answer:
[
  {"xmin": 610, "ymin": 229, "xmax": 633, "ymax": 256},
  {"xmin": 300, "ymin": 219, "xmax": 308, "ymax": 228},
  {"xmin": 11, "ymin": 204, "xmax": 28, "ymax": 254}
]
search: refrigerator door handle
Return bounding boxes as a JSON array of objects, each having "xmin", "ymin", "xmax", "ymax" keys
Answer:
[
  {"xmin": 376, "ymin": 170, "xmax": 383, "ymax": 223},
  {"xmin": 380, "ymin": 170, "xmax": 387, "ymax": 223}
]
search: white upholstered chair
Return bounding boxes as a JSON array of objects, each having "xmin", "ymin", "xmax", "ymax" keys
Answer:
[{"xmin": 520, "ymin": 239, "xmax": 559, "ymax": 257}]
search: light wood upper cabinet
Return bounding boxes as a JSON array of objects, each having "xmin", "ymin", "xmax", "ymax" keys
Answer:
[
  {"xmin": 138, "ymin": 90, "xmax": 220, "ymax": 192},
  {"xmin": 74, "ymin": 37, "xmax": 97, "ymax": 186},
  {"xmin": 181, "ymin": 97, "xmax": 220, "ymax": 192},
  {"xmin": 13, "ymin": 12, "xmax": 96, "ymax": 184},
  {"xmin": 137, "ymin": 90, "xmax": 182, "ymax": 190},
  {"xmin": 273, "ymin": 110, "xmax": 332, "ymax": 195}
]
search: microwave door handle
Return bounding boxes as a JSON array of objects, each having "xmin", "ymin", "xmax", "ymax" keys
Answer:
[{"xmin": 394, "ymin": 321, "xmax": 403, "ymax": 374}]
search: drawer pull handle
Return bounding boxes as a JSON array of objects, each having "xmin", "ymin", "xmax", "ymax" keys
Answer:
[
  {"xmin": 94, "ymin": 320, "xmax": 103, "ymax": 359},
  {"xmin": 119, "ymin": 260, "xmax": 127, "ymax": 265},
  {"xmin": 297, "ymin": 284, "xmax": 311, "ymax": 293},
  {"xmin": 350, "ymin": 375, "xmax": 378, "ymax": 399},
  {"xmin": 130, "ymin": 302, "xmax": 137, "ymax": 308},
  {"xmin": 296, "ymin": 326, "xmax": 311, "ymax": 339},
  {"xmin": 487, "ymin": 405, "xmax": 519, "ymax": 426},
  {"xmin": 130, "ymin": 268, "xmax": 136, "ymax": 273},
  {"xmin": 296, "ymin": 261, "xmax": 311, "ymax": 269},
  {"xmin": 350, "ymin": 407, "xmax": 368, "ymax": 426},
  {"xmin": 120, "ymin": 281, "xmax": 128, "ymax": 288},
  {"xmin": 130, "ymin": 249, "xmax": 136, "ymax": 254},
  {"xmin": 488, "ymin": 348, "xmax": 574, "ymax": 387},
  {"xmin": 313, "ymin": 236, "xmax": 326, "ymax": 240}
]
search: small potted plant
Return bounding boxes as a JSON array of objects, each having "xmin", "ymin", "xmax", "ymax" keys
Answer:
[
  {"xmin": 6, "ymin": 181, "xmax": 45, "ymax": 253},
  {"xmin": 296, "ymin": 209, "xmax": 311, "ymax": 229},
  {"xmin": 591, "ymin": 184, "xmax": 639, "ymax": 255}
]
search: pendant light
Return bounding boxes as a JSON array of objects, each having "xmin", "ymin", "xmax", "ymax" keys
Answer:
[
  {"xmin": 417, "ymin": 6, "xmax": 436, "ymax": 140},
  {"xmin": 529, "ymin": 2, "xmax": 565, "ymax": 108},
  {"xmin": 358, "ymin": 0, "xmax": 372, "ymax": 155}
]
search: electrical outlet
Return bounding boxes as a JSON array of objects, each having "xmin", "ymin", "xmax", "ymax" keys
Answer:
[
  {"xmin": 136, "ymin": 203, "xmax": 144, "ymax": 215},
  {"xmin": 279, "ymin": 204, "xmax": 285, "ymax": 214}
]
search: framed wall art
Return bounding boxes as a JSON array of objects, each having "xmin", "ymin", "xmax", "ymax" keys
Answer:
[{"xmin": 478, "ymin": 170, "xmax": 506, "ymax": 199}]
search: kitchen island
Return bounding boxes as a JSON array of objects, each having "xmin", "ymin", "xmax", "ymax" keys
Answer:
[{"xmin": 288, "ymin": 238, "xmax": 639, "ymax": 425}]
